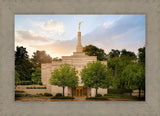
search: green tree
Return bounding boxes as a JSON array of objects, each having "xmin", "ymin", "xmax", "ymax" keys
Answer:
[
  {"xmin": 137, "ymin": 47, "xmax": 145, "ymax": 97},
  {"xmin": 52, "ymin": 57, "xmax": 62, "ymax": 61},
  {"xmin": 107, "ymin": 49, "xmax": 137, "ymax": 89},
  {"xmin": 15, "ymin": 69, "xmax": 20, "ymax": 87},
  {"xmin": 83, "ymin": 45, "xmax": 107, "ymax": 61},
  {"xmin": 138, "ymin": 47, "xmax": 145, "ymax": 65},
  {"xmin": 31, "ymin": 67, "xmax": 41, "ymax": 84},
  {"xmin": 120, "ymin": 49, "xmax": 136, "ymax": 59},
  {"xmin": 15, "ymin": 46, "xmax": 33, "ymax": 81},
  {"xmin": 50, "ymin": 64, "xmax": 78, "ymax": 96},
  {"xmin": 31, "ymin": 50, "xmax": 52, "ymax": 68},
  {"xmin": 135, "ymin": 63, "xmax": 145, "ymax": 97},
  {"xmin": 81, "ymin": 61, "xmax": 112, "ymax": 96},
  {"xmin": 122, "ymin": 62, "xmax": 145, "ymax": 97},
  {"xmin": 108, "ymin": 49, "xmax": 120, "ymax": 59}
]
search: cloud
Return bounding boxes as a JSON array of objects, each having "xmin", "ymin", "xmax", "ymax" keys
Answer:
[
  {"xmin": 38, "ymin": 19, "xmax": 64, "ymax": 35},
  {"xmin": 15, "ymin": 30, "xmax": 50, "ymax": 43},
  {"xmin": 29, "ymin": 15, "xmax": 145, "ymax": 57},
  {"xmin": 30, "ymin": 39, "xmax": 76, "ymax": 56}
]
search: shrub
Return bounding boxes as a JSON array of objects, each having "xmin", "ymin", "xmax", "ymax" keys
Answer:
[
  {"xmin": 39, "ymin": 82, "xmax": 42, "ymax": 85},
  {"xmin": 96, "ymin": 94, "xmax": 102, "ymax": 97},
  {"xmin": 26, "ymin": 86, "xmax": 47, "ymax": 89},
  {"xmin": 108, "ymin": 89, "xmax": 133, "ymax": 94},
  {"xmin": 55, "ymin": 93, "xmax": 62, "ymax": 97},
  {"xmin": 51, "ymin": 96, "xmax": 74, "ymax": 99},
  {"xmin": 17, "ymin": 81, "xmax": 32, "ymax": 85},
  {"xmin": 104, "ymin": 94, "xmax": 107, "ymax": 96},
  {"xmin": 15, "ymin": 94, "xmax": 25, "ymax": 97},
  {"xmin": 44, "ymin": 93, "xmax": 52, "ymax": 96}
]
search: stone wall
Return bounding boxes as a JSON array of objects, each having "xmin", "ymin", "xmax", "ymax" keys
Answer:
[{"xmin": 15, "ymin": 85, "xmax": 49, "ymax": 95}]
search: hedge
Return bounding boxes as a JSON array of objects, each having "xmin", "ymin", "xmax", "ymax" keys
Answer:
[
  {"xmin": 16, "ymin": 81, "xmax": 32, "ymax": 85},
  {"xmin": 26, "ymin": 87, "xmax": 47, "ymax": 89},
  {"xmin": 96, "ymin": 94, "xmax": 102, "ymax": 97},
  {"xmin": 44, "ymin": 93, "xmax": 52, "ymax": 96},
  {"xmin": 51, "ymin": 96, "xmax": 74, "ymax": 99},
  {"xmin": 55, "ymin": 93, "xmax": 62, "ymax": 97}
]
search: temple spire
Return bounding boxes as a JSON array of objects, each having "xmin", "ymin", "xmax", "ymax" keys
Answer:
[{"xmin": 76, "ymin": 22, "xmax": 83, "ymax": 52}]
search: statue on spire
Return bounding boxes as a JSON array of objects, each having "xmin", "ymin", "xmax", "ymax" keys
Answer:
[{"xmin": 79, "ymin": 22, "xmax": 81, "ymax": 31}]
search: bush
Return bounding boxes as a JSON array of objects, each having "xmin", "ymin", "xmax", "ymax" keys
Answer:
[
  {"xmin": 96, "ymin": 94, "xmax": 102, "ymax": 97},
  {"xmin": 51, "ymin": 96, "xmax": 74, "ymax": 99},
  {"xmin": 55, "ymin": 93, "xmax": 62, "ymax": 97},
  {"xmin": 108, "ymin": 89, "xmax": 133, "ymax": 94},
  {"xmin": 39, "ymin": 82, "xmax": 42, "ymax": 85},
  {"xmin": 15, "ymin": 94, "xmax": 25, "ymax": 97},
  {"xmin": 26, "ymin": 87, "xmax": 32, "ymax": 89},
  {"xmin": 17, "ymin": 81, "xmax": 32, "ymax": 85},
  {"xmin": 44, "ymin": 93, "xmax": 52, "ymax": 96},
  {"xmin": 26, "ymin": 86, "xmax": 47, "ymax": 89},
  {"xmin": 104, "ymin": 94, "xmax": 107, "ymax": 96}
]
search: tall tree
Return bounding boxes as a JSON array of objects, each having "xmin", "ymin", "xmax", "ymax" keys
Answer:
[
  {"xmin": 83, "ymin": 45, "xmax": 107, "ymax": 61},
  {"xmin": 31, "ymin": 50, "xmax": 52, "ymax": 68},
  {"xmin": 31, "ymin": 67, "xmax": 41, "ymax": 84},
  {"xmin": 81, "ymin": 61, "xmax": 112, "ymax": 96},
  {"xmin": 108, "ymin": 49, "xmax": 120, "ymax": 59},
  {"xmin": 122, "ymin": 62, "xmax": 145, "ymax": 97},
  {"xmin": 15, "ymin": 69, "xmax": 20, "ymax": 87},
  {"xmin": 120, "ymin": 49, "xmax": 136, "ymax": 59},
  {"xmin": 15, "ymin": 46, "xmax": 29, "ymax": 63},
  {"xmin": 50, "ymin": 64, "xmax": 78, "ymax": 96},
  {"xmin": 15, "ymin": 46, "xmax": 33, "ymax": 81},
  {"xmin": 138, "ymin": 47, "xmax": 145, "ymax": 64}
]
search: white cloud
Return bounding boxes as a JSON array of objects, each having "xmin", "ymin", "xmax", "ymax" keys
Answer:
[
  {"xmin": 103, "ymin": 21, "xmax": 114, "ymax": 29},
  {"xmin": 38, "ymin": 19, "xmax": 64, "ymax": 35},
  {"xmin": 15, "ymin": 30, "xmax": 50, "ymax": 44}
]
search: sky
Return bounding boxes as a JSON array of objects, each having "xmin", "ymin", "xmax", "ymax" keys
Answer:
[{"xmin": 15, "ymin": 15, "xmax": 145, "ymax": 58}]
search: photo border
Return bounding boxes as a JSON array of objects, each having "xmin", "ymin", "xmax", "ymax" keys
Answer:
[{"xmin": 0, "ymin": 0, "xmax": 160, "ymax": 116}]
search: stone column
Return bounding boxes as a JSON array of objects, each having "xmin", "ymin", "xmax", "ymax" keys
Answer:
[{"xmin": 76, "ymin": 31, "xmax": 83, "ymax": 52}]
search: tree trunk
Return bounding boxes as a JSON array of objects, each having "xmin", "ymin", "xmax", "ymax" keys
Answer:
[
  {"xmin": 96, "ymin": 88, "xmax": 98, "ymax": 96},
  {"xmin": 63, "ymin": 86, "xmax": 65, "ymax": 96},
  {"xmin": 144, "ymin": 89, "xmax": 145, "ymax": 98},
  {"xmin": 72, "ymin": 87, "xmax": 73, "ymax": 97},
  {"xmin": 139, "ymin": 88, "xmax": 141, "ymax": 98},
  {"xmin": 130, "ymin": 89, "xmax": 132, "ymax": 96}
]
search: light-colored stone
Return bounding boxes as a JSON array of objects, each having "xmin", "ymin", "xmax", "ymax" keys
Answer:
[{"xmin": 41, "ymin": 30, "xmax": 107, "ymax": 97}]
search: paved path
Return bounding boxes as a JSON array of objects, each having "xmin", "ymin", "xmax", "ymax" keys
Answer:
[{"xmin": 15, "ymin": 96, "xmax": 144, "ymax": 102}]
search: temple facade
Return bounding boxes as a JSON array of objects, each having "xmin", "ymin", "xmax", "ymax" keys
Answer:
[{"xmin": 41, "ymin": 29, "xmax": 107, "ymax": 97}]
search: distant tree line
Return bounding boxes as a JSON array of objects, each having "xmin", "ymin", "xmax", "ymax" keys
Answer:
[
  {"xmin": 15, "ymin": 45, "xmax": 145, "ymax": 98},
  {"xmin": 83, "ymin": 45, "xmax": 145, "ymax": 97},
  {"xmin": 15, "ymin": 46, "xmax": 62, "ymax": 85}
]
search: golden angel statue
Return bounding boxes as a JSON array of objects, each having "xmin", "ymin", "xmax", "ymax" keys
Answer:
[{"xmin": 79, "ymin": 22, "xmax": 81, "ymax": 31}]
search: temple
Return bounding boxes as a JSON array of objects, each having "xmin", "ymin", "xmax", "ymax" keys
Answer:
[{"xmin": 41, "ymin": 23, "xmax": 107, "ymax": 97}]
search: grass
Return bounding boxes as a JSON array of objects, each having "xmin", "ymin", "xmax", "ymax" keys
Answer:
[
  {"xmin": 15, "ymin": 94, "xmax": 44, "ymax": 97},
  {"xmin": 104, "ymin": 94, "xmax": 145, "ymax": 100},
  {"xmin": 51, "ymin": 96, "xmax": 75, "ymax": 99},
  {"xmin": 15, "ymin": 93, "xmax": 53, "ymax": 97},
  {"xmin": 87, "ymin": 94, "xmax": 145, "ymax": 101},
  {"xmin": 86, "ymin": 97, "xmax": 108, "ymax": 100}
]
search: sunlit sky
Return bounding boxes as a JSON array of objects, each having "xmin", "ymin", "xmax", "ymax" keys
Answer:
[{"xmin": 15, "ymin": 15, "xmax": 145, "ymax": 58}]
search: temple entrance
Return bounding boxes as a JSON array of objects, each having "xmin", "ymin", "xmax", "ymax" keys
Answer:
[
  {"xmin": 76, "ymin": 87, "xmax": 83, "ymax": 96},
  {"xmin": 72, "ymin": 87, "xmax": 88, "ymax": 97}
]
